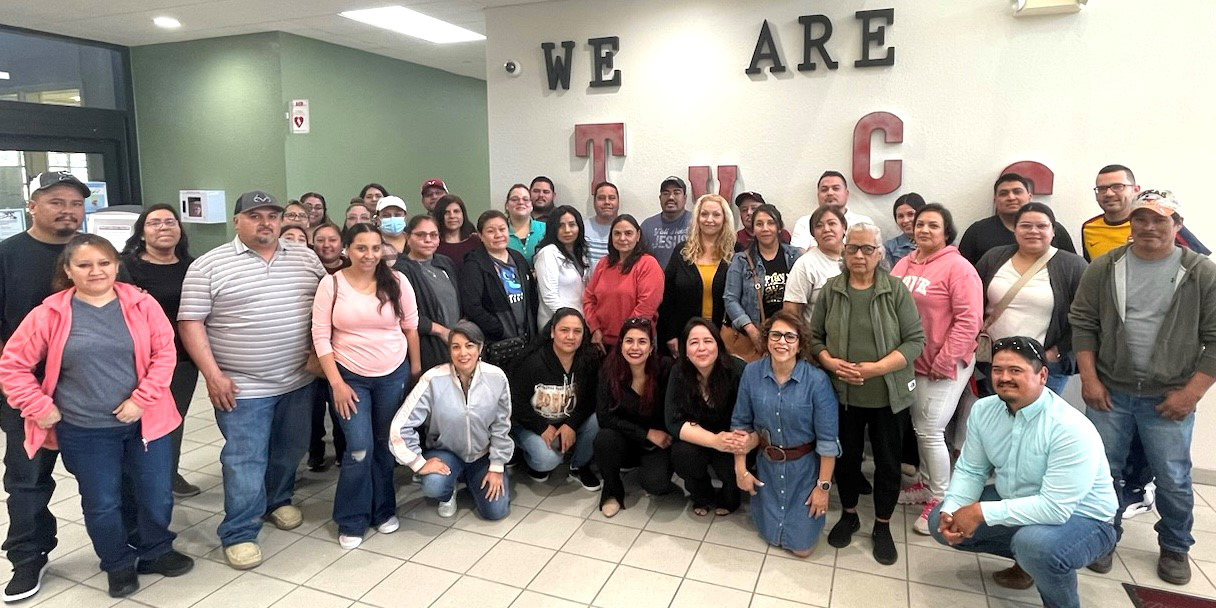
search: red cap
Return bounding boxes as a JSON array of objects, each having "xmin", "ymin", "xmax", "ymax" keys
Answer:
[{"xmin": 421, "ymin": 179, "xmax": 447, "ymax": 195}]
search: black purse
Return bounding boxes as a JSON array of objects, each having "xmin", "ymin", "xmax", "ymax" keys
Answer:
[{"xmin": 483, "ymin": 335, "xmax": 528, "ymax": 368}]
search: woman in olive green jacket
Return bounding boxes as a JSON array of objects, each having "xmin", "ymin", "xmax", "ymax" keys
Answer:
[{"xmin": 808, "ymin": 222, "xmax": 924, "ymax": 566}]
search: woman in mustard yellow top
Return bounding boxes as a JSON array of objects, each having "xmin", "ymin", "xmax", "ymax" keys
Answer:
[{"xmin": 658, "ymin": 194, "xmax": 736, "ymax": 356}]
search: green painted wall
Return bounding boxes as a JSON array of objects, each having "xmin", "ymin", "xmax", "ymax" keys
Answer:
[{"xmin": 131, "ymin": 32, "xmax": 490, "ymax": 253}]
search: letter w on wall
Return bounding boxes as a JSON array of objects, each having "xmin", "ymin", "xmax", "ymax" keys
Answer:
[{"xmin": 688, "ymin": 166, "xmax": 739, "ymax": 201}]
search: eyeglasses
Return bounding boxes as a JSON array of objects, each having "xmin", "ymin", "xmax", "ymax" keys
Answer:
[
  {"xmin": 991, "ymin": 336, "xmax": 1046, "ymax": 365},
  {"xmin": 1093, "ymin": 183, "xmax": 1132, "ymax": 195},
  {"xmin": 843, "ymin": 244, "xmax": 879, "ymax": 256},
  {"xmin": 284, "ymin": 212, "xmax": 308, "ymax": 220},
  {"xmin": 146, "ymin": 219, "xmax": 179, "ymax": 229},
  {"xmin": 411, "ymin": 231, "xmax": 439, "ymax": 240},
  {"xmin": 767, "ymin": 331, "xmax": 800, "ymax": 343}
]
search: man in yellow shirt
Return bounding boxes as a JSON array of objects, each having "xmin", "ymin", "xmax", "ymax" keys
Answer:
[{"xmin": 1081, "ymin": 165, "xmax": 1208, "ymax": 261}]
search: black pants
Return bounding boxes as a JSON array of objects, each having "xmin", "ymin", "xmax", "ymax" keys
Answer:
[
  {"xmin": 1, "ymin": 400, "xmax": 58, "ymax": 566},
  {"xmin": 671, "ymin": 440, "xmax": 740, "ymax": 512},
  {"xmin": 167, "ymin": 358, "xmax": 200, "ymax": 478},
  {"xmin": 837, "ymin": 405, "xmax": 906, "ymax": 520},
  {"xmin": 593, "ymin": 428, "xmax": 673, "ymax": 507},
  {"xmin": 309, "ymin": 378, "xmax": 346, "ymax": 462}
]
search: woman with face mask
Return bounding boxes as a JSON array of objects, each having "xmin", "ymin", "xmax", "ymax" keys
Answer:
[{"xmin": 375, "ymin": 196, "xmax": 409, "ymax": 268}]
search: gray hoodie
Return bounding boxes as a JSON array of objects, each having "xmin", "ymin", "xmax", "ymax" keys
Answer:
[{"xmin": 390, "ymin": 362, "xmax": 515, "ymax": 472}]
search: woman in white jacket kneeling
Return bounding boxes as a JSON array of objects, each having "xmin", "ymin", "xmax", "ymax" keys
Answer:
[{"xmin": 390, "ymin": 321, "xmax": 514, "ymax": 520}]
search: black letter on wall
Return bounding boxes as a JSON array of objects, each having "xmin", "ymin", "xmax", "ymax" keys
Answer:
[
  {"xmin": 588, "ymin": 36, "xmax": 622, "ymax": 87},
  {"xmin": 745, "ymin": 20, "xmax": 787, "ymax": 75},
  {"xmin": 542, "ymin": 41, "xmax": 577, "ymax": 90},
  {"xmin": 855, "ymin": 9, "xmax": 895, "ymax": 67},
  {"xmin": 797, "ymin": 14, "xmax": 839, "ymax": 71}
]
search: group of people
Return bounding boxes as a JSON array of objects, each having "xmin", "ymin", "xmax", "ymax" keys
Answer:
[{"xmin": 0, "ymin": 164, "xmax": 1210, "ymax": 608}]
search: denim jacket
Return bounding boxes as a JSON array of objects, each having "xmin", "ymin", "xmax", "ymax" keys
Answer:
[{"xmin": 724, "ymin": 243, "xmax": 801, "ymax": 331}]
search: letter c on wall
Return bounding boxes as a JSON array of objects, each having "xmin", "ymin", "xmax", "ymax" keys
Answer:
[
  {"xmin": 1000, "ymin": 161, "xmax": 1054, "ymax": 195},
  {"xmin": 852, "ymin": 111, "xmax": 903, "ymax": 195}
]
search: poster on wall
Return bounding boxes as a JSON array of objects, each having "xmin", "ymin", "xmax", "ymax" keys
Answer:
[
  {"xmin": 85, "ymin": 181, "xmax": 108, "ymax": 213},
  {"xmin": 0, "ymin": 208, "xmax": 26, "ymax": 241},
  {"xmin": 290, "ymin": 99, "xmax": 310, "ymax": 134}
]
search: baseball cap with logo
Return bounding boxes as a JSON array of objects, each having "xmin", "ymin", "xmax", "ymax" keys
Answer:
[
  {"xmin": 1130, "ymin": 188, "xmax": 1182, "ymax": 219},
  {"xmin": 660, "ymin": 176, "xmax": 687, "ymax": 192},
  {"xmin": 376, "ymin": 196, "xmax": 408, "ymax": 214},
  {"xmin": 420, "ymin": 179, "xmax": 447, "ymax": 195},
  {"xmin": 233, "ymin": 190, "xmax": 283, "ymax": 215},
  {"xmin": 28, "ymin": 171, "xmax": 90, "ymax": 199}
]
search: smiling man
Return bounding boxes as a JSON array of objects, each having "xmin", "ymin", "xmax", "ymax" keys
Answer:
[
  {"xmin": 958, "ymin": 173, "xmax": 1075, "ymax": 265},
  {"xmin": 641, "ymin": 176, "xmax": 691, "ymax": 268},
  {"xmin": 790, "ymin": 171, "xmax": 874, "ymax": 252}
]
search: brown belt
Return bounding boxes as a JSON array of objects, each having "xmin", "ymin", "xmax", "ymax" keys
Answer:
[{"xmin": 758, "ymin": 434, "xmax": 815, "ymax": 462}]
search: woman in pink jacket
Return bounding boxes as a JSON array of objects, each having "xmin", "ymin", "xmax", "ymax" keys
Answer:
[
  {"xmin": 0, "ymin": 234, "xmax": 191, "ymax": 599},
  {"xmin": 889, "ymin": 203, "xmax": 983, "ymax": 537}
]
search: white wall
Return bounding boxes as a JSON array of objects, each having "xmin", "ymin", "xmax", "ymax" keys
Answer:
[{"xmin": 484, "ymin": 0, "xmax": 1216, "ymax": 471}]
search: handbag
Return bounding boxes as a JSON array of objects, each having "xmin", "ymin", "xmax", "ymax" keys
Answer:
[
  {"xmin": 975, "ymin": 251, "xmax": 1052, "ymax": 363},
  {"xmin": 483, "ymin": 335, "xmax": 529, "ymax": 368},
  {"xmin": 721, "ymin": 252, "xmax": 766, "ymax": 363},
  {"xmin": 305, "ymin": 274, "xmax": 339, "ymax": 378}
]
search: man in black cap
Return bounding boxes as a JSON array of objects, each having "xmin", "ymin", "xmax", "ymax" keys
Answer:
[{"xmin": 641, "ymin": 176, "xmax": 691, "ymax": 268}]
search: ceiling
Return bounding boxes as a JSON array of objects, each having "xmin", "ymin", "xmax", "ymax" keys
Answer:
[{"xmin": 1, "ymin": 0, "xmax": 537, "ymax": 80}]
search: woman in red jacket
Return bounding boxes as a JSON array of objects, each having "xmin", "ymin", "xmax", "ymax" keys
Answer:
[
  {"xmin": 0, "ymin": 234, "xmax": 192, "ymax": 599},
  {"xmin": 582, "ymin": 214, "xmax": 664, "ymax": 351}
]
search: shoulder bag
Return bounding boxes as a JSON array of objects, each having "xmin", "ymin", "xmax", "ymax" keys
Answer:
[
  {"xmin": 305, "ymin": 273, "xmax": 339, "ymax": 378},
  {"xmin": 721, "ymin": 253, "xmax": 765, "ymax": 363},
  {"xmin": 975, "ymin": 252, "xmax": 1051, "ymax": 363}
]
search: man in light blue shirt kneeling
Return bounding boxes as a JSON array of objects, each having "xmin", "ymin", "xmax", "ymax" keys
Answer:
[{"xmin": 928, "ymin": 336, "xmax": 1117, "ymax": 608}]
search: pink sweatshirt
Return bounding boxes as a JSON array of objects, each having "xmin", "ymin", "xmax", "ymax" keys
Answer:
[
  {"xmin": 312, "ymin": 270, "xmax": 419, "ymax": 377},
  {"xmin": 890, "ymin": 245, "xmax": 983, "ymax": 380},
  {"xmin": 582, "ymin": 254, "xmax": 664, "ymax": 347},
  {"xmin": 0, "ymin": 283, "xmax": 180, "ymax": 457}
]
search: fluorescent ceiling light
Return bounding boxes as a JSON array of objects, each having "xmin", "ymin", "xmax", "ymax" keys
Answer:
[
  {"xmin": 340, "ymin": 6, "xmax": 485, "ymax": 44},
  {"xmin": 0, "ymin": 71, "xmax": 9, "ymax": 80},
  {"xmin": 153, "ymin": 16, "xmax": 182, "ymax": 29}
]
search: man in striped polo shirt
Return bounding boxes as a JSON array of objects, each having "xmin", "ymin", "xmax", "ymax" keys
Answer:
[{"xmin": 178, "ymin": 191, "xmax": 325, "ymax": 570}]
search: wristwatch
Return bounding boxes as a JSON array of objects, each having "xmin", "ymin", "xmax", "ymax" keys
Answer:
[{"xmin": 817, "ymin": 480, "xmax": 832, "ymax": 492}]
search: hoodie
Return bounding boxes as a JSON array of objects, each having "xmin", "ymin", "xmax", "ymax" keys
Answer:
[
  {"xmin": 510, "ymin": 346, "xmax": 598, "ymax": 435},
  {"xmin": 890, "ymin": 245, "xmax": 983, "ymax": 380}
]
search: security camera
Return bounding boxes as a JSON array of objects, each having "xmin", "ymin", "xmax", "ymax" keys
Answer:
[{"xmin": 504, "ymin": 60, "xmax": 521, "ymax": 76}]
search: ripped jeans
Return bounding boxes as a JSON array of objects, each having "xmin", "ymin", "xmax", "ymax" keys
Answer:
[{"xmin": 333, "ymin": 361, "xmax": 410, "ymax": 537}]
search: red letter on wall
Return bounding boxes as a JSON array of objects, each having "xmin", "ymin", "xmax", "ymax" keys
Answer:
[
  {"xmin": 1000, "ymin": 161, "xmax": 1054, "ymax": 195},
  {"xmin": 688, "ymin": 166, "xmax": 739, "ymax": 200},
  {"xmin": 574, "ymin": 123, "xmax": 626, "ymax": 195},
  {"xmin": 852, "ymin": 111, "xmax": 903, "ymax": 195}
]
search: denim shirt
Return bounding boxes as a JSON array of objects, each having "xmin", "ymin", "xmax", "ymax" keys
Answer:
[
  {"xmin": 941, "ymin": 388, "xmax": 1117, "ymax": 526},
  {"xmin": 724, "ymin": 244, "xmax": 802, "ymax": 331},
  {"xmin": 730, "ymin": 358, "xmax": 841, "ymax": 458},
  {"xmin": 884, "ymin": 233, "xmax": 916, "ymax": 270}
]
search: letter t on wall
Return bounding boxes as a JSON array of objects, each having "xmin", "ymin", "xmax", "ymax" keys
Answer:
[{"xmin": 574, "ymin": 123, "xmax": 626, "ymax": 195}]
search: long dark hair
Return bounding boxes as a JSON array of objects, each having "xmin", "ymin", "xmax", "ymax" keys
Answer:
[
  {"xmin": 359, "ymin": 183, "xmax": 388, "ymax": 199},
  {"xmin": 121, "ymin": 203, "xmax": 192, "ymax": 261},
  {"xmin": 536, "ymin": 205, "xmax": 588, "ymax": 273},
  {"xmin": 53, "ymin": 234, "xmax": 120, "ymax": 292},
  {"xmin": 432, "ymin": 194, "xmax": 475, "ymax": 240},
  {"xmin": 672, "ymin": 318, "xmax": 736, "ymax": 414},
  {"xmin": 342, "ymin": 223, "xmax": 404, "ymax": 320},
  {"xmin": 606, "ymin": 214, "xmax": 649, "ymax": 274},
  {"xmin": 602, "ymin": 317, "xmax": 663, "ymax": 416},
  {"xmin": 516, "ymin": 307, "xmax": 598, "ymax": 377},
  {"xmin": 301, "ymin": 191, "xmax": 328, "ymax": 227}
]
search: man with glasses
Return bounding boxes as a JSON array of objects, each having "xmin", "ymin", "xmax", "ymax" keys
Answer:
[
  {"xmin": 178, "ymin": 191, "xmax": 325, "ymax": 571},
  {"xmin": 929, "ymin": 336, "xmax": 1117, "ymax": 608},
  {"xmin": 958, "ymin": 173, "xmax": 1076, "ymax": 265},
  {"xmin": 1070, "ymin": 189, "xmax": 1216, "ymax": 585},
  {"xmin": 420, "ymin": 179, "xmax": 447, "ymax": 213}
]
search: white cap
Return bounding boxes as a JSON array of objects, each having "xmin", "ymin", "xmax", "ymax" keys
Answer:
[{"xmin": 376, "ymin": 196, "xmax": 407, "ymax": 214}]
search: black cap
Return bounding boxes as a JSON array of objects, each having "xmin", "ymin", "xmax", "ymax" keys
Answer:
[
  {"xmin": 28, "ymin": 172, "xmax": 90, "ymax": 199},
  {"xmin": 233, "ymin": 190, "xmax": 283, "ymax": 215},
  {"xmin": 660, "ymin": 176, "xmax": 687, "ymax": 192},
  {"xmin": 734, "ymin": 191, "xmax": 766, "ymax": 207}
]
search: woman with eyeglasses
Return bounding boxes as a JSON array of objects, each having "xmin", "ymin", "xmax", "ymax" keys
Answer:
[
  {"xmin": 433, "ymin": 194, "xmax": 481, "ymax": 276},
  {"xmin": 344, "ymin": 203, "xmax": 372, "ymax": 230},
  {"xmin": 120, "ymin": 204, "xmax": 200, "ymax": 498},
  {"xmin": 666, "ymin": 318, "xmax": 746, "ymax": 516},
  {"xmin": 889, "ymin": 203, "xmax": 983, "ymax": 536},
  {"xmin": 583, "ymin": 214, "xmax": 664, "ymax": 351},
  {"xmin": 505, "ymin": 184, "xmax": 546, "ymax": 259},
  {"xmin": 809, "ymin": 223, "xmax": 925, "ymax": 565},
  {"xmin": 595, "ymin": 317, "xmax": 674, "ymax": 517},
  {"xmin": 394, "ymin": 215, "xmax": 463, "ymax": 374},
  {"xmin": 975, "ymin": 202, "xmax": 1086, "ymax": 396},
  {"xmin": 732, "ymin": 310, "xmax": 840, "ymax": 558},
  {"xmin": 533, "ymin": 205, "xmax": 589, "ymax": 328},
  {"xmin": 724, "ymin": 203, "xmax": 800, "ymax": 356},
  {"xmin": 300, "ymin": 192, "xmax": 329, "ymax": 238},
  {"xmin": 282, "ymin": 201, "xmax": 310, "ymax": 229},
  {"xmin": 659, "ymin": 194, "xmax": 736, "ymax": 356},
  {"xmin": 783, "ymin": 206, "xmax": 847, "ymax": 330},
  {"xmin": 884, "ymin": 193, "xmax": 925, "ymax": 269}
]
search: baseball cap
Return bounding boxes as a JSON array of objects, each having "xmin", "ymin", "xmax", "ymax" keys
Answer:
[
  {"xmin": 420, "ymin": 179, "xmax": 447, "ymax": 195},
  {"xmin": 734, "ymin": 191, "xmax": 766, "ymax": 207},
  {"xmin": 376, "ymin": 196, "xmax": 408, "ymax": 214},
  {"xmin": 1130, "ymin": 189, "xmax": 1182, "ymax": 218},
  {"xmin": 660, "ymin": 176, "xmax": 687, "ymax": 192},
  {"xmin": 233, "ymin": 190, "xmax": 283, "ymax": 215},
  {"xmin": 28, "ymin": 171, "xmax": 90, "ymax": 199}
]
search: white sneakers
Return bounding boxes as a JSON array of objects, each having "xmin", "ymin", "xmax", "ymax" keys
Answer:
[
  {"xmin": 337, "ymin": 516, "xmax": 400, "ymax": 549},
  {"xmin": 1123, "ymin": 481, "xmax": 1157, "ymax": 520},
  {"xmin": 438, "ymin": 495, "xmax": 458, "ymax": 518},
  {"xmin": 912, "ymin": 500, "xmax": 938, "ymax": 536},
  {"xmin": 898, "ymin": 481, "xmax": 933, "ymax": 505},
  {"xmin": 338, "ymin": 535, "xmax": 363, "ymax": 550},
  {"xmin": 377, "ymin": 516, "xmax": 401, "ymax": 534}
]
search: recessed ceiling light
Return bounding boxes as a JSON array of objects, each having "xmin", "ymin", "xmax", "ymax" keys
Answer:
[
  {"xmin": 153, "ymin": 16, "xmax": 181, "ymax": 29},
  {"xmin": 339, "ymin": 6, "xmax": 485, "ymax": 44},
  {"xmin": 0, "ymin": 71, "xmax": 9, "ymax": 80}
]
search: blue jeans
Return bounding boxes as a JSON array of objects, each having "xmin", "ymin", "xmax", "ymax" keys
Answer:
[
  {"xmin": 418, "ymin": 450, "xmax": 510, "ymax": 521},
  {"xmin": 56, "ymin": 422, "xmax": 175, "ymax": 573},
  {"xmin": 1087, "ymin": 389, "xmax": 1194, "ymax": 553},
  {"xmin": 512, "ymin": 416, "xmax": 598, "ymax": 472},
  {"xmin": 333, "ymin": 362, "xmax": 409, "ymax": 536},
  {"xmin": 214, "ymin": 382, "xmax": 314, "ymax": 546},
  {"xmin": 929, "ymin": 486, "xmax": 1115, "ymax": 608}
]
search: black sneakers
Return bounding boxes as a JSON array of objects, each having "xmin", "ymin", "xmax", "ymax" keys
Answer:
[
  {"xmin": 871, "ymin": 523, "xmax": 898, "ymax": 565},
  {"xmin": 137, "ymin": 550, "xmax": 195, "ymax": 577},
  {"xmin": 827, "ymin": 512, "xmax": 860, "ymax": 548},
  {"xmin": 2, "ymin": 555, "xmax": 48, "ymax": 603},
  {"xmin": 172, "ymin": 474, "xmax": 202, "ymax": 499},
  {"xmin": 571, "ymin": 467, "xmax": 602, "ymax": 492},
  {"xmin": 107, "ymin": 567, "xmax": 138, "ymax": 598}
]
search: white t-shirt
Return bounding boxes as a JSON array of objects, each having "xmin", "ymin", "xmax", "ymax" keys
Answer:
[
  {"xmin": 783, "ymin": 247, "xmax": 843, "ymax": 327},
  {"xmin": 790, "ymin": 209, "xmax": 875, "ymax": 251},
  {"xmin": 534, "ymin": 243, "xmax": 588, "ymax": 328},
  {"xmin": 985, "ymin": 252, "xmax": 1056, "ymax": 345}
]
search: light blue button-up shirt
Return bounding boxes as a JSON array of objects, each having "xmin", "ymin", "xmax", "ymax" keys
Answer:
[{"xmin": 941, "ymin": 388, "xmax": 1117, "ymax": 527}]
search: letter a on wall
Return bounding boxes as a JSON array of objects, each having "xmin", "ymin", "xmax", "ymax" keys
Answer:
[
  {"xmin": 574, "ymin": 123, "xmax": 626, "ymax": 194},
  {"xmin": 853, "ymin": 111, "xmax": 903, "ymax": 195}
]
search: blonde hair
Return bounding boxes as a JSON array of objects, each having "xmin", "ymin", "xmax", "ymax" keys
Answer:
[{"xmin": 681, "ymin": 194, "xmax": 736, "ymax": 264}]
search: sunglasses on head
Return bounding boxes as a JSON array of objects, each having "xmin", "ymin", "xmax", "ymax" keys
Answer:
[{"xmin": 992, "ymin": 336, "xmax": 1046, "ymax": 365}]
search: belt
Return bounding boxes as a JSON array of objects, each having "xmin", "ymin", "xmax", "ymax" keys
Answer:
[{"xmin": 758, "ymin": 434, "xmax": 815, "ymax": 462}]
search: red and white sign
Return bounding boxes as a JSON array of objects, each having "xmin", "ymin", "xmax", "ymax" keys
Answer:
[{"xmin": 290, "ymin": 99, "xmax": 310, "ymax": 134}]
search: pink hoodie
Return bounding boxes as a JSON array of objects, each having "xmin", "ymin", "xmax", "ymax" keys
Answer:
[
  {"xmin": 890, "ymin": 245, "xmax": 982, "ymax": 380},
  {"xmin": 0, "ymin": 282, "xmax": 180, "ymax": 457}
]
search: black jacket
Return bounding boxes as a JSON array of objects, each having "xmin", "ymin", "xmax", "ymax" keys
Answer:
[
  {"xmin": 597, "ymin": 359, "xmax": 671, "ymax": 443},
  {"xmin": 394, "ymin": 254, "xmax": 461, "ymax": 372},
  {"xmin": 664, "ymin": 356, "xmax": 745, "ymax": 437},
  {"xmin": 460, "ymin": 246, "xmax": 538, "ymax": 343},
  {"xmin": 657, "ymin": 241, "xmax": 729, "ymax": 345},
  {"xmin": 511, "ymin": 346, "xmax": 599, "ymax": 435}
]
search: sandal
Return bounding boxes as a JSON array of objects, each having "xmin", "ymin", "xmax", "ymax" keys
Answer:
[
  {"xmin": 714, "ymin": 507, "xmax": 732, "ymax": 516},
  {"xmin": 693, "ymin": 507, "xmax": 710, "ymax": 517}
]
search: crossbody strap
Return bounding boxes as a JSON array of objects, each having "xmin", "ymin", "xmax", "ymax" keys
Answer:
[
  {"xmin": 748, "ymin": 252, "xmax": 767, "ymax": 326},
  {"xmin": 983, "ymin": 251, "xmax": 1051, "ymax": 331}
]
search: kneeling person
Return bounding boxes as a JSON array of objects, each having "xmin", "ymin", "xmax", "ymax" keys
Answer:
[{"xmin": 929, "ymin": 337, "xmax": 1116, "ymax": 608}]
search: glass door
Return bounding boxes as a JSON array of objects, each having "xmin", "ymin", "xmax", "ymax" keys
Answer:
[{"xmin": 0, "ymin": 136, "xmax": 125, "ymax": 241}]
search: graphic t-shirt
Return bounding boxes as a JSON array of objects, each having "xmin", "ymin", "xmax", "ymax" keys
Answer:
[
  {"xmin": 641, "ymin": 211, "xmax": 691, "ymax": 268},
  {"xmin": 760, "ymin": 254, "xmax": 790, "ymax": 318},
  {"xmin": 494, "ymin": 256, "xmax": 528, "ymax": 338},
  {"xmin": 530, "ymin": 375, "xmax": 578, "ymax": 422}
]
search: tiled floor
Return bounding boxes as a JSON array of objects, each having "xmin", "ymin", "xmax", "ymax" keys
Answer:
[{"xmin": 5, "ymin": 385, "xmax": 1216, "ymax": 607}]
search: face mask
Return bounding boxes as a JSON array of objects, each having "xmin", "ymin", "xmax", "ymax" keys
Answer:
[{"xmin": 380, "ymin": 216, "xmax": 406, "ymax": 235}]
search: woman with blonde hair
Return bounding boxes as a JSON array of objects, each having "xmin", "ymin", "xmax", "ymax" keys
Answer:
[{"xmin": 658, "ymin": 194, "xmax": 735, "ymax": 356}]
